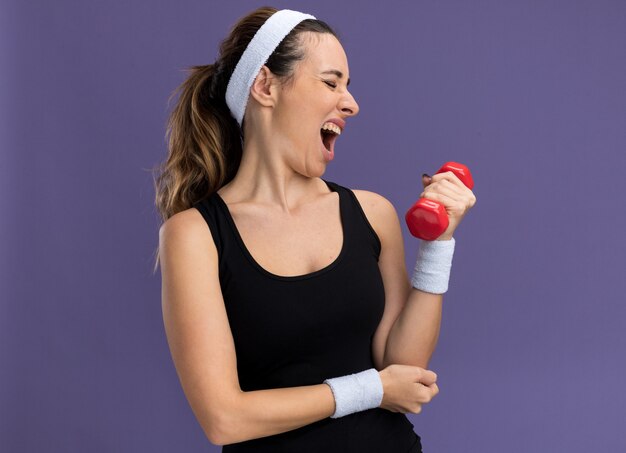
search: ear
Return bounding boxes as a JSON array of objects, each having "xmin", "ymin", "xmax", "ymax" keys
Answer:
[{"xmin": 249, "ymin": 65, "xmax": 277, "ymax": 108}]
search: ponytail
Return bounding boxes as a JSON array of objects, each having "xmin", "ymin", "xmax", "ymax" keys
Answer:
[
  {"xmin": 154, "ymin": 63, "xmax": 242, "ymax": 220},
  {"xmin": 150, "ymin": 62, "xmax": 242, "ymax": 273}
]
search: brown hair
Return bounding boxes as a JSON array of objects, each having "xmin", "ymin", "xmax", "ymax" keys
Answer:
[{"xmin": 150, "ymin": 6, "xmax": 338, "ymax": 273}]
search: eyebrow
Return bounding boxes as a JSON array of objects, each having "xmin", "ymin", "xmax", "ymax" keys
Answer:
[{"xmin": 321, "ymin": 69, "xmax": 350, "ymax": 86}]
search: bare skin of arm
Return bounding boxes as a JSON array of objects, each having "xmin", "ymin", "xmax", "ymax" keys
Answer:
[
  {"xmin": 351, "ymin": 190, "xmax": 441, "ymax": 371},
  {"xmin": 160, "ymin": 209, "xmax": 338, "ymax": 446},
  {"xmin": 365, "ymin": 171, "xmax": 475, "ymax": 370}
]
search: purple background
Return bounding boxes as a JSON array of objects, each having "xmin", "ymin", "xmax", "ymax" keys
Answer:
[{"xmin": 2, "ymin": 1, "xmax": 625, "ymax": 451}]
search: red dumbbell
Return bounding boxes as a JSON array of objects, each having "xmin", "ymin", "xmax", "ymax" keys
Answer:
[{"xmin": 405, "ymin": 162, "xmax": 474, "ymax": 241}]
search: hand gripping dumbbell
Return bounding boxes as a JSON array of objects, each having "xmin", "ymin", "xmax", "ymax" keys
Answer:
[{"xmin": 405, "ymin": 162, "xmax": 474, "ymax": 241}]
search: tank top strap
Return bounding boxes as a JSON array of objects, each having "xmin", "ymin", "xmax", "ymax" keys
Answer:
[
  {"xmin": 192, "ymin": 195, "xmax": 227, "ymax": 265},
  {"xmin": 322, "ymin": 179, "xmax": 382, "ymax": 261}
]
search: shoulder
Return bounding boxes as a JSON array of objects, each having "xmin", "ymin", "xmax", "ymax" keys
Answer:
[
  {"xmin": 350, "ymin": 188, "xmax": 401, "ymax": 244},
  {"xmin": 351, "ymin": 188, "xmax": 396, "ymax": 213},
  {"xmin": 159, "ymin": 205, "xmax": 217, "ymax": 258},
  {"xmin": 159, "ymin": 205, "xmax": 209, "ymax": 238}
]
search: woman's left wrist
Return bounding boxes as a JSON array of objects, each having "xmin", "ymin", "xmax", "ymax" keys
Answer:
[{"xmin": 410, "ymin": 237, "xmax": 456, "ymax": 294}]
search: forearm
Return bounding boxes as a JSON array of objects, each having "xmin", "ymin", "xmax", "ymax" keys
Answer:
[
  {"xmin": 215, "ymin": 383, "xmax": 336, "ymax": 445},
  {"xmin": 382, "ymin": 287, "xmax": 443, "ymax": 369}
]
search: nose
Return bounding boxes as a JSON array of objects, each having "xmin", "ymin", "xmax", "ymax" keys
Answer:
[{"xmin": 340, "ymin": 90, "xmax": 359, "ymax": 117}]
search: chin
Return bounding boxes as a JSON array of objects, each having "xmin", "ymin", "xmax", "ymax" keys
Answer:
[{"xmin": 301, "ymin": 161, "xmax": 327, "ymax": 179}]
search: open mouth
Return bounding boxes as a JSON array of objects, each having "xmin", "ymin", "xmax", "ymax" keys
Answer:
[{"xmin": 320, "ymin": 127, "xmax": 339, "ymax": 154}]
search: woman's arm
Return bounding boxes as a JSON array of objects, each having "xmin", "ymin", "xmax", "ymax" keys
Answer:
[
  {"xmin": 355, "ymin": 190, "xmax": 443, "ymax": 370},
  {"xmin": 359, "ymin": 171, "xmax": 476, "ymax": 368},
  {"xmin": 160, "ymin": 210, "xmax": 336, "ymax": 446},
  {"xmin": 225, "ymin": 384, "xmax": 335, "ymax": 445},
  {"xmin": 383, "ymin": 288, "xmax": 443, "ymax": 370}
]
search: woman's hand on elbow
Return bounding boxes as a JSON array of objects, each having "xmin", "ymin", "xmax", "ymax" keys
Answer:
[{"xmin": 378, "ymin": 364, "xmax": 439, "ymax": 415}]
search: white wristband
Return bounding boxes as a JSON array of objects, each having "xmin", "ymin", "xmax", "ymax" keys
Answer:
[
  {"xmin": 323, "ymin": 368, "xmax": 383, "ymax": 418},
  {"xmin": 410, "ymin": 237, "xmax": 456, "ymax": 294}
]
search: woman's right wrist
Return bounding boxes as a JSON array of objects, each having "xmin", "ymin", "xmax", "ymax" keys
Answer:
[{"xmin": 323, "ymin": 368, "xmax": 384, "ymax": 418}]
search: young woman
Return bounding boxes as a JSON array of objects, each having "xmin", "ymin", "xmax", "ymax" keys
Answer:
[{"xmin": 153, "ymin": 7, "xmax": 476, "ymax": 452}]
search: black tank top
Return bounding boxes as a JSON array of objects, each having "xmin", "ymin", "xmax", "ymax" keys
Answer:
[{"xmin": 193, "ymin": 179, "xmax": 422, "ymax": 453}]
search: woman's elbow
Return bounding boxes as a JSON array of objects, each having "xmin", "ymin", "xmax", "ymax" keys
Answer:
[
  {"xmin": 203, "ymin": 413, "xmax": 230, "ymax": 446},
  {"xmin": 204, "ymin": 396, "xmax": 244, "ymax": 446}
]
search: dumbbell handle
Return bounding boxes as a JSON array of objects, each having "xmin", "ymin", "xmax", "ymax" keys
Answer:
[{"xmin": 405, "ymin": 162, "xmax": 474, "ymax": 240}]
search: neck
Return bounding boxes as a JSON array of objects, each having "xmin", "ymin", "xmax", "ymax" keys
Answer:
[{"xmin": 220, "ymin": 133, "xmax": 329, "ymax": 214}]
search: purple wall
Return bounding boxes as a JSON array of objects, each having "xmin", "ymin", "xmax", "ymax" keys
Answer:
[{"xmin": 2, "ymin": 1, "xmax": 625, "ymax": 451}]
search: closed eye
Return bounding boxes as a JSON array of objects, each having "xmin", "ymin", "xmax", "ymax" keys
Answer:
[{"xmin": 324, "ymin": 80, "xmax": 337, "ymax": 88}]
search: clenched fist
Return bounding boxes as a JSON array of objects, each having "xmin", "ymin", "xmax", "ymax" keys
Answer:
[
  {"xmin": 421, "ymin": 172, "xmax": 477, "ymax": 240},
  {"xmin": 378, "ymin": 364, "xmax": 440, "ymax": 414}
]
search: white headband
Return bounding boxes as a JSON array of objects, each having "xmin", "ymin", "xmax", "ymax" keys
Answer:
[{"xmin": 225, "ymin": 9, "xmax": 317, "ymax": 127}]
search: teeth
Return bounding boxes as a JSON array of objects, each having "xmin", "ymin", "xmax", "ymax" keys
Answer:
[{"xmin": 321, "ymin": 122, "xmax": 341, "ymax": 135}]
